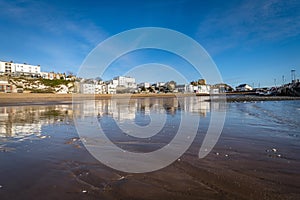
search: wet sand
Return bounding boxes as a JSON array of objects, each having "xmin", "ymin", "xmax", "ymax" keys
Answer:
[
  {"xmin": 0, "ymin": 93, "xmax": 192, "ymax": 106},
  {"xmin": 1, "ymin": 131, "xmax": 299, "ymax": 200},
  {"xmin": 1, "ymin": 93, "xmax": 300, "ymax": 107},
  {"xmin": 211, "ymin": 95, "xmax": 300, "ymax": 102},
  {"xmin": 0, "ymin": 97, "xmax": 299, "ymax": 199}
]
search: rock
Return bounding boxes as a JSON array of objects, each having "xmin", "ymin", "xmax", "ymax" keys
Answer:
[{"xmin": 272, "ymin": 148, "xmax": 277, "ymax": 152}]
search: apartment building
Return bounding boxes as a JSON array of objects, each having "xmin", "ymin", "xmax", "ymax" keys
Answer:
[{"xmin": 0, "ymin": 61, "xmax": 41, "ymax": 76}]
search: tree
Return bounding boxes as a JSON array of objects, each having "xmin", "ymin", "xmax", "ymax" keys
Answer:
[
  {"xmin": 190, "ymin": 81, "xmax": 197, "ymax": 86},
  {"xmin": 166, "ymin": 81, "xmax": 176, "ymax": 92},
  {"xmin": 198, "ymin": 79, "xmax": 206, "ymax": 85},
  {"xmin": 95, "ymin": 77, "xmax": 102, "ymax": 81},
  {"xmin": 66, "ymin": 71, "xmax": 74, "ymax": 77},
  {"xmin": 148, "ymin": 87, "xmax": 155, "ymax": 93}
]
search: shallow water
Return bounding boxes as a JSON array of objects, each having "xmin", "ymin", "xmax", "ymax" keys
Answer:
[{"xmin": 0, "ymin": 97, "xmax": 299, "ymax": 199}]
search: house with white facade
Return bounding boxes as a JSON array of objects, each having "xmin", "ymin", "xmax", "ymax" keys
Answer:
[
  {"xmin": 114, "ymin": 76, "xmax": 137, "ymax": 89},
  {"xmin": 80, "ymin": 83, "xmax": 96, "ymax": 94},
  {"xmin": 80, "ymin": 80, "xmax": 106, "ymax": 94},
  {"xmin": 105, "ymin": 76, "xmax": 137, "ymax": 94},
  {"xmin": 236, "ymin": 84, "xmax": 253, "ymax": 91},
  {"xmin": 0, "ymin": 61, "xmax": 41, "ymax": 76},
  {"xmin": 0, "ymin": 80, "xmax": 12, "ymax": 93},
  {"xmin": 14, "ymin": 63, "xmax": 41, "ymax": 75},
  {"xmin": 153, "ymin": 82, "xmax": 166, "ymax": 87},
  {"xmin": 106, "ymin": 79, "xmax": 118, "ymax": 94},
  {"xmin": 186, "ymin": 84, "xmax": 210, "ymax": 94},
  {"xmin": 138, "ymin": 82, "xmax": 151, "ymax": 88},
  {"xmin": 40, "ymin": 72, "xmax": 49, "ymax": 79},
  {"xmin": 0, "ymin": 61, "xmax": 13, "ymax": 74},
  {"xmin": 175, "ymin": 84, "xmax": 186, "ymax": 93}
]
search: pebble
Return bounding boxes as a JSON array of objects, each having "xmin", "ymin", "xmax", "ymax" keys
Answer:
[
  {"xmin": 225, "ymin": 154, "xmax": 229, "ymax": 157},
  {"xmin": 266, "ymin": 148, "xmax": 278, "ymax": 153},
  {"xmin": 177, "ymin": 158, "xmax": 181, "ymax": 162},
  {"xmin": 82, "ymin": 190, "xmax": 87, "ymax": 193},
  {"xmin": 215, "ymin": 152, "xmax": 219, "ymax": 156},
  {"xmin": 0, "ymin": 185, "xmax": 2, "ymax": 189}
]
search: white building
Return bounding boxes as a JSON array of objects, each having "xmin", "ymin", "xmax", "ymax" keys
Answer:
[
  {"xmin": 114, "ymin": 76, "xmax": 137, "ymax": 88},
  {"xmin": 154, "ymin": 82, "xmax": 166, "ymax": 87},
  {"xmin": 175, "ymin": 84, "xmax": 186, "ymax": 93},
  {"xmin": 0, "ymin": 80, "xmax": 12, "ymax": 93},
  {"xmin": 106, "ymin": 79, "xmax": 118, "ymax": 94},
  {"xmin": 105, "ymin": 76, "xmax": 137, "ymax": 94},
  {"xmin": 40, "ymin": 72, "xmax": 50, "ymax": 79},
  {"xmin": 185, "ymin": 84, "xmax": 211, "ymax": 94},
  {"xmin": 138, "ymin": 82, "xmax": 151, "ymax": 88},
  {"xmin": 14, "ymin": 63, "xmax": 41, "ymax": 75},
  {"xmin": 106, "ymin": 83, "xmax": 117, "ymax": 94},
  {"xmin": 0, "ymin": 61, "xmax": 41, "ymax": 76},
  {"xmin": 80, "ymin": 83, "xmax": 95, "ymax": 94},
  {"xmin": 0, "ymin": 61, "xmax": 13, "ymax": 74},
  {"xmin": 80, "ymin": 82, "xmax": 106, "ymax": 94},
  {"xmin": 236, "ymin": 84, "xmax": 253, "ymax": 91}
]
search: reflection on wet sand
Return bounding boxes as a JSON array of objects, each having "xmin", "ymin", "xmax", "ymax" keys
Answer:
[
  {"xmin": 0, "ymin": 105, "xmax": 73, "ymax": 138},
  {"xmin": 0, "ymin": 97, "xmax": 299, "ymax": 200},
  {"xmin": 0, "ymin": 97, "xmax": 219, "ymax": 139},
  {"xmin": 75, "ymin": 96, "xmax": 215, "ymax": 120}
]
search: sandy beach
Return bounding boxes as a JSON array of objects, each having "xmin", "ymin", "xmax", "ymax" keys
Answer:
[
  {"xmin": 0, "ymin": 93, "xmax": 194, "ymax": 106},
  {"xmin": 1, "ymin": 93, "xmax": 300, "ymax": 106}
]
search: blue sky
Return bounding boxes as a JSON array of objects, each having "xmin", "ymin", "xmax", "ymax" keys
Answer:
[{"xmin": 0, "ymin": 0, "xmax": 300, "ymax": 87}]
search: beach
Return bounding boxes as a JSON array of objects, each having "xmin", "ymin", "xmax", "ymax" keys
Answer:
[
  {"xmin": 0, "ymin": 93, "xmax": 192, "ymax": 106},
  {"xmin": 1, "ymin": 92, "xmax": 300, "ymax": 106},
  {"xmin": 0, "ymin": 96, "xmax": 299, "ymax": 199}
]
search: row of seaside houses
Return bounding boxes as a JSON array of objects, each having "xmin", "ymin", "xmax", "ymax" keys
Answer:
[
  {"xmin": 1, "ymin": 60, "xmax": 252, "ymax": 94},
  {"xmin": 79, "ymin": 76, "xmax": 137, "ymax": 94},
  {"xmin": 79, "ymin": 77, "xmax": 235, "ymax": 94}
]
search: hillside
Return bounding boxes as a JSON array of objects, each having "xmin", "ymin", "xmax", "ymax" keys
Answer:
[{"xmin": 9, "ymin": 77, "xmax": 75, "ymax": 93}]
